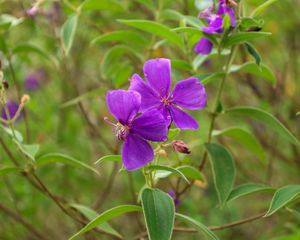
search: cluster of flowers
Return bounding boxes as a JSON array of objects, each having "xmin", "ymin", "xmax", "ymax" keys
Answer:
[
  {"xmin": 194, "ymin": 0, "xmax": 237, "ymax": 55},
  {"xmin": 106, "ymin": 58, "xmax": 207, "ymax": 171}
]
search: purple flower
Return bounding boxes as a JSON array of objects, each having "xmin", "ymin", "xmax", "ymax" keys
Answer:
[
  {"xmin": 194, "ymin": 0, "xmax": 237, "ymax": 55},
  {"xmin": 26, "ymin": 6, "xmax": 39, "ymax": 17},
  {"xmin": 24, "ymin": 69, "xmax": 46, "ymax": 91},
  {"xmin": 129, "ymin": 58, "xmax": 207, "ymax": 130},
  {"xmin": 106, "ymin": 90, "xmax": 168, "ymax": 171},
  {"xmin": 194, "ymin": 37, "xmax": 213, "ymax": 55},
  {"xmin": 1, "ymin": 100, "xmax": 21, "ymax": 121}
]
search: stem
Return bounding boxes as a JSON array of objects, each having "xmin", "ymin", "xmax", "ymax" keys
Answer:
[{"xmin": 199, "ymin": 46, "xmax": 236, "ymax": 171}]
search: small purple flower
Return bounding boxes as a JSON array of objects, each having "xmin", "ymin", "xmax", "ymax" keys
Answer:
[
  {"xmin": 26, "ymin": 5, "xmax": 39, "ymax": 17},
  {"xmin": 194, "ymin": 0, "xmax": 237, "ymax": 55},
  {"xmin": 194, "ymin": 37, "xmax": 213, "ymax": 55},
  {"xmin": 1, "ymin": 100, "xmax": 20, "ymax": 121},
  {"xmin": 106, "ymin": 90, "xmax": 168, "ymax": 171},
  {"xmin": 24, "ymin": 69, "xmax": 46, "ymax": 91},
  {"xmin": 129, "ymin": 58, "xmax": 207, "ymax": 130}
]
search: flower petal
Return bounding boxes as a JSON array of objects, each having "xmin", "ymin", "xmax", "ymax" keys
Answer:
[
  {"xmin": 170, "ymin": 106, "xmax": 199, "ymax": 130},
  {"xmin": 131, "ymin": 108, "xmax": 168, "ymax": 142},
  {"xmin": 129, "ymin": 74, "xmax": 161, "ymax": 111},
  {"xmin": 172, "ymin": 77, "xmax": 207, "ymax": 110},
  {"xmin": 106, "ymin": 90, "xmax": 141, "ymax": 125},
  {"xmin": 143, "ymin": 58, "xmax": 171, "ymax": 97},
  {"xmin": 122, "ymin": 134, "xmax": 154, "ymax": 171},
  {"xmin": 193, "ymin": 37, "xmax": 213, "ymax": 55}
]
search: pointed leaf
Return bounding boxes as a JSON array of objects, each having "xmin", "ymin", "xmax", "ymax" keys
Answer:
[
  {"xmin": 176, "ymin": 166, "xmax": 205, "ymax": 182},
  {"xmin": 205, "ymin": 143, "xmax": 235, "ymax": 204},
  {"xmin": 94, "ymin": 155, "xmax": 122, "ymax": 165},
  {"xmin": 226, "ymin": 107, "xmax": 300, "ymax": 146},
  {"xmin": 251, "ymin": 0, "xmax": 279, "ymax": 17},
  {"xmin": 141, "ymin": 188, "xmax": 175, "ymax": 240},
  {"xmin": 61, "ymin": 14, "xmax": 79, "ymax": 55},
  {"xmin": 36, "ymin": 153, "xmax": 99, "ymax": 175},
  {"xmin": 70, "ymin": 204, "xmax": 122, "ymax": 239},
  {"xmin": 0, "ymin": 167, "xmax": 19, "ymax": 177},
  {"xmin": 228, "ymin": 183, "xmax": 275, "ymax": 202},
  {"xmin": 265, "ymin": 185, "xmax": 300, "ymax": 217},
  {"xmin": 118, "ymin": 20, "xmax": 184, "ymax": 48},
  {"xmin": 69, "ymin": 205, "xmax": 142, "ymax": 239},
  {"xmin": 81, "ymin": 0, "xmax": 124, "ymax": 12},
  {"xmin": 176, "ymin": 213, "xmax": 219, "ymax": 240},
  {"xmin": 147, "ymin": 165, "xmax": 189, "ymax": 184},
  {"xmin": 222, "ymin": 32, "xmax": 271, "ymax": 48},
  {"xmin": 212, "ymin": 127, "xmax": 266, "ymax": 164}
]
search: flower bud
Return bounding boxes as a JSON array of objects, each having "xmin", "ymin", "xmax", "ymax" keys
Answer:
[
  {"xmin": 172, "ymin": 140, "xmax": 191, "ymax": 154},
  {"xmin": 26, "ymin": 5, "xmax": 39, "ymax": 17},
  {"xmin": 21, "ymin": 94, "xmax": 30, "ymax": 104},
  {"xmin": 157, "ymin": 149, "xmax": 167, "ymax": 157}
]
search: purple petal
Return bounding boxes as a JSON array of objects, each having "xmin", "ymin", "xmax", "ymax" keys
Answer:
[
  {"xmin": 131, "ymin": 108, "xmax": 168, "ymax": 142},
  {"xmin": 1, "ymin": 100, "xmax": 20, "ymax": 121},
  {"xmin": 143, "ymin": 58, "xmax": 171, "ymax": 97},
  {"xmin": 203, "ymin": 15, "xmax": 223, "ymax": 34},
  {"xmin": 122, "ymin": 134, "xmax": 154, "ymax": 171},
  {"xmin": 226, "ymin": 8, "xmax": 236, "ymax": 27},
  {"xmin": 169, "ymin": 106, "xmax": 198, "ymax": 130},
  {"xmin": 129, "ymin": 74, "xmax": 161, "ymax": 111},
  {"xmin": 106, "ymin": 90, "xmax": 141, "ymax": 125},
  {"xmin": 172, "ymin": 77, "xmax": 207, "ymax": 110},
  {"xmin": 194, "ymin": 37, "xmax": 213, "ymax": 55}
]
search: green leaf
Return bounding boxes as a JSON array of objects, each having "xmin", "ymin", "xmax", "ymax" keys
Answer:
[
  {"xmin": 229, "ymin": 62, "xmax": 276, "ymax": 85},
  {"xmin": 12, "ymin": 43, "xmax": 58, "ymax": 66},
  {"xmin": 245, "ymin": 42, "xmax": 261, "ymax": 66},
  {"xmin": 61, "ymin": 88, "xmax": 105, "ymax": 108},
  {"xmin": 13, "ymin": 139, "xmax": 39, "ymax": 161},
  {"xmin": 0, "ymin": 14, "xmax": 23, "ymax": 30},
  {"xmin": 0, "ymin": 167, "xmax": 19, "ymax": 177},
  {"xmin": 70, "ymin": 204, "xmax": 122, "ymax": 239},
  {"xmin": 167, "ymin": 128, "xmax": 180, "ymax": 141},
  {"xmin": 265, "ymin": 185, "xmax": 300, "ymax": 217},
  {"xmin": 239, "ymin": 18, "xmax": 264, "ymax": 31},
  {"xmin": 212, "ymin": 127, "xmax": 266, "ymax": 164},
  {"xmin": 160, "ymin": 9, "xmax": 204, "ymax": 28},
  {"xmin": 228, "ymin": 183, "xmax": 274, "ymax": 202},
  {"xmin": 118, "ymin": 19, "xmax": 184, "ymax": 48},
  {"xmin": 222, "ymin": 32, "xmax": 271, "ymax": 48},
  {"xmin": 147, "ymin": 165, "xmax": 190, "ymax": 184},
  {"xmin": 193, "ymin": 54, "xmax": 208, "ymax": 71},
  {"xmin": 251, "ymin": 0, "xmax": 279, "ymax": 17},
  {"xmin": 225, "ymin": 107, "xmax": 300, "ymax": 146},
  {"xmin": 176, "ymin": 166, "xmax": 205, "ymax": 182},
  {"xmin": 141, "ymin": 188, "xmax": 175, "ymax": 240},
  {"xmin": 36, "ymin": 153, "xmax": 99, "ymax": 175},
  {"xmin": 171, "ymin": 59, "xmax": 192, "ymax": 72},
  {"xmin": 69, "ymin": 205, "xmax": 142, "ymax": 239},
  {"xmin": 91, "ymin": 30, "xmax": 147, "ymax": 46},
  {"xmin": 0, "ymin": 125, "xmax": 23, "ymax": 142},
  {"xmin": 199, "ymin": 72, "xmax": 225, "ymax": 85},
  {"xmin": 205, "ymin": 143, "xmax": 235, "ymax": 205},
  {"xmin": 61, "ymin": 14, "xmax": 79, "ymax": 55},
  {"xmin": 81, "ymin": 0, "xmax": 124, "ymax": 12},
  {"xmin": 135, "ymin": 0, "xmax": 156, "ymax": 11},
  {"xmin": 176, "ymin": 213, "xmax": 219, "ymax": 240},
  {"xmin": 94, "ymin": 155, "xmax": 122, "ymax": 165}
]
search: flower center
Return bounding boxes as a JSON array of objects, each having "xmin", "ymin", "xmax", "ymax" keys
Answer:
[
  {"xmin": 161, "ymin": 94, "xmax": 173, "ymax": 106},
  {"xmin": 116, "ymin": 123, "xmax": 129, "ymax": 141}
]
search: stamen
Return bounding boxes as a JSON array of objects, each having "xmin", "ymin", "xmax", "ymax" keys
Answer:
[{"xmin": 104, "ymin": 117, "xmax": 117, "ymax": 127}]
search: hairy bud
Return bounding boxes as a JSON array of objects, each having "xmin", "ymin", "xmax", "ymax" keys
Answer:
[
  {"xmin": 21, "ymin": 94, "xmax": 30, "ymax": 104},
  {"xmin": 157, "ymin": 149, "xmax": 167, "ymax": 157},
  {"xmin": 172, "ymin": 140, "xmax": 191, "ymax": 154}
]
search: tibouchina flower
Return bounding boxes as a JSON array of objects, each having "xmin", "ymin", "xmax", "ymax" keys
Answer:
[
  {"xmin": 24, "ymin": 69, "xmax": 47, "ymax": 91},
  {"xmin": 106, "ymin": 90, "xmax": 168, "ymax": 171},
  {"xmin": 129, "ymin": 58, "xmax": 207, "ymax": 130},
  {"xmin": 194, "ymin": 0, "xmax": 237, "ymax": 55}
]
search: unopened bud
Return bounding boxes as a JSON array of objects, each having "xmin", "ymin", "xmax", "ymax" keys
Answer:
[
  {"xmin": 26, "ymin": 5, "xmax": 39, "ymax": 17},
  {"xmin": 172, "ymin": 140, "xmax": 191, "ymax": 154},
  {"xmin": 21, "ymin": 94, "xmax": 30, "ymax": 104},
  {"xmin": 157, "ymin": 149, "xmax": 167, "ymax": 157},
  {"xmin": 2, "ymin": 80, "xmax": 9, "ymax": 89}
]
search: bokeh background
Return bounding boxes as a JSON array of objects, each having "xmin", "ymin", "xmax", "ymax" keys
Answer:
[{"xmin": 0, "ymin": 0, "xmax": 299, "ymax": 239}]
